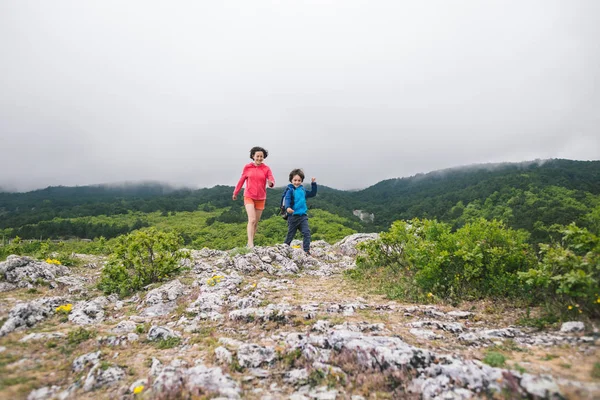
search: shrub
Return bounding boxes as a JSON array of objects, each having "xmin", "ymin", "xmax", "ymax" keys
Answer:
[
  {"xmin": 154, "ymin": 336, "xmax": 181, "ymax": 349},
  {"xmin": 483, "ymin": 351, "xmax": 506, "ymax": 368},
  {"xmin": 355, "ymin": 218, "xmax": 536, "ymax": 302},
  {"xmin": 98, "ymin": 228, "xmax": 190, "ymax": 297},
  {"xmin": 68, "ymin": 327, "xmax": 95, "ymax": 345},
  {"xmin": 519, "ymin": 223, "xmax": 600, "ymax": 317}
]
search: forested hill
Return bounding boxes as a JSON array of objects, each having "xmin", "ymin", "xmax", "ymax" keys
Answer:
[
  {"xmin": 0, "ymin": 159, "xmax": 599, "ymax": 246},
  {"xmin": 354, "ymin": 159, "xmax": 600, "ymax": 231}
]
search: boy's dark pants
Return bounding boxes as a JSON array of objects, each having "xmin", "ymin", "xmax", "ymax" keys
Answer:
[{"xmin": 284, "ymin": 214, "xmax": 311, "ymax": 252}]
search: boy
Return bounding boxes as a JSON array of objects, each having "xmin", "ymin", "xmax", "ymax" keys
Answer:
[{"xmin": 283, "ymin": 168, "xmax": 317, "ymax": 254}]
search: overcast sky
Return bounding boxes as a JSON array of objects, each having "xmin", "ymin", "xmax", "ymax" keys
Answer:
[{"xmin": 1, "ymin": 1, "xmax": 599, "ymax": 192}]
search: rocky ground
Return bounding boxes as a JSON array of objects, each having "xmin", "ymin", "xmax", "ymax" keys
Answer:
[{"xmin": 0, "ymin": 233, "xmax": 599, "ymax": 400}]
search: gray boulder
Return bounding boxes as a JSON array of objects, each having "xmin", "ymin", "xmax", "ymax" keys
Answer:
[
  {"xmin": 0, "ymin": 297, "xmax": 66, "ymax": 337},
  {"xmin": 26, "ymin": 385, "xmax": 62, "ymax": 400},
  {"xmin": 332, "ymin": 233, "xmax": 379, "ymax": 256},
  {"xmin": 0, "ymin": 255, "xmax": 70, "ymax": 289},
  {"xmin": 520, "ymin": 373, "xmax": 562, "ymax": 399},
  {"xmin": 20, "ymin": 332, "xmax": 66, "ymax": 342},
  {"xmin": 69, "ymin": 297, "xmax": 108, "ymax": 325},
  {"xmin": 111, "ymin": 320, "xmax": 137, "ymax": 334},
  {"xmin": 72, "ymin": 351, "xmax": 101, "ymax": 373},
  {"xmin": 236, "ymin": 343, "xmax": 276, "ymax": 368},
  {"xmin": 144, "ymin": 279, "xmax": 187, "ymax": 305},
  {"xmin": 83, "ymin": 364, "xmax": 125, "ymax": 391},
  {"xmin": 148, "ymin": 325, "xmax": 180, "ymax": 341},
  {"xmin": 560, "ymin": 321, "xmax": 585, "ymax": 333},
  {"xmin": 186, "ymin": 364, "xmax": 241, "ymax": 398}
]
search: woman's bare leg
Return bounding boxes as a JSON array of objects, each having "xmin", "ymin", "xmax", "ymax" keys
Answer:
[
  {"xmin": 253, "ymin": 209, "xmax": 263, "ymax": 239},
  {"xmin": 245, "ymin": 204, "xmax": 258, "ymax": 247}
]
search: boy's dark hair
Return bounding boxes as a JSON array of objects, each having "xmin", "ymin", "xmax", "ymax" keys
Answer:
[
  {"xmin": 249, "ymin": 146, "xmax": 268, "ymax": 159},
  {"xmin": 289, "ymin": 168, "xmax": 305, "ymax": 182}
]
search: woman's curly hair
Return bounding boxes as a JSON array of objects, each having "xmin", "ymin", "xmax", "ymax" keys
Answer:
[{"xmin": 249, "ymin": 146, "xmax": 268, "ymax": 159}]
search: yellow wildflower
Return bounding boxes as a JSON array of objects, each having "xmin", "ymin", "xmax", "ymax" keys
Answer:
[
  {"xmin": 206, "ymin": 275, "xmax": 224, "ymax": 286},
  {"xmin": 55, "ymin": 304, "xmax": 73, "ymax": 314},
  {"xmin": 45, "ymin": 258, "xmax": 62, "ymax": 265},
  {"xmin": 568, "ymin": 305, "xmax": 573, "ymax": 310},
  {"xmin": 427, "ymin": 293, "xmax": 433, "ymax": 298},
  {"xmin": 596, "ymin": 298, "xmax": 600, "ymax": 304},
  {"xmin": 133, "ymin": 385, "xmax": 144, "ymax": 394},
  {"xmin": 292, "ymin": 245, "xmax": 301, "ymax": 249}
]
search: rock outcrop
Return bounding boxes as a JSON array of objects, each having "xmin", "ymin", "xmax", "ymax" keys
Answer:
[{"xmin": 0, "ymin": 235, "xmax": 597, "ymax": 399}]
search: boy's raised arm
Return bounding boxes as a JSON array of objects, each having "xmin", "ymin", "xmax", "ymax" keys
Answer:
[{"xmin": 306, "ymin": 178, "xmax": 318, "ymax": 198}]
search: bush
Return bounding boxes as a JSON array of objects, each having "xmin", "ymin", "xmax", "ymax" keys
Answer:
[
  {"xmin": 483, "ymin": 351, "xmax": 506, "ymax": 368},
  {"xmin": 519, "ymin": 223, "xmax": 600, "ymax": 317},
  {"xmin": 98, "ymin": 228, "xmax": 190, "ymax": 297},
  {"xmin": 355, "ymin": 218, "xmax": 537, "ymax": 303},
  {"xmin": 68, "ymin": 327, "xmax": 95, "ymax": 345},
  {"xmin": 154, "ymin": 336, "xmax": 181, "ymax": 349}
]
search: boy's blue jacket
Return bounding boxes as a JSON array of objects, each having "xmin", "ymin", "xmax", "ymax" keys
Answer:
[{"xmin": 284, "ymin": 182, "xmax": 317, "ymax": 215}]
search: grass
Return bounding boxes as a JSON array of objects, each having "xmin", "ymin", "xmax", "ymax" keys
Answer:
[
  {"xmin": 153, "ymin": 337, "xmax": 181, "ymax": 349},
  {"xmin": 279, "ymin": 348, "xmax": 303, "ymax": 369},
  {"xmin": 490, "ymin": 339, "xmax": 525, "ymax": 353},
  {"xmin": 291, "ymin": 316, "xmax": 314, "ymax": 327},
  {"xmin": 0, "ymin": 375, "xmax": 35, "ymax": 390},
  {"xmin": 229, "ymin": 247, "xmax": 252, "ymax": 256},
  {"xmin": 327, "ymin": 348, "xmax": 415, "ymax": 397},
  {"xmin": 189, "ymin": 327, "xmax": 220, "ymax": 356},
  {"xmin": 542, "ymin": 353, "xmax": 559, "ymax": 361},
  {"xmin": 0, "ymin": 352, "xmax": 19, "ymax": 369},
  {"xmin": 99, "ymin": 361, "xmax": 111, "ymax": 371},
  {"xmin": 0, "ymin": 352, "xmax": 35, "ymax": 391},
  {"xmin": 483, "ymin": 351, "xmax": 506, "ymax": 368},
  {"xmin": 229, "ymin": 357, "xmax": 243, "ymax": 373},
  {"xmin": 517, "ymin": 312, "xmax": 560, "ymax": 330},
  {"xmin": 67, "ymin": 327, "xmax": 95, "ymax": 345},
  {"xmin": 136, "ymin": 323, "xmax": 148, "ymax": 334},
  {"xmin": 592, "ymin": 362, "xmax": 600, "ymax": 379},
  {"xmin": 512, "ymin": 363, "xmax": 527, "ymax": 374},
  {"xmin": 356, "ymin": 308, "xmax": 389, "ymax": 322}
]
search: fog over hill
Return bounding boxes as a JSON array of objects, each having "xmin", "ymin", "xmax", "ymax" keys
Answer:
[
  {"xmin": 1, "ymin": 158, "xmax": 597, "ymax": 195},
  {"xmin": 2, "ymin": 2, "xmax": 600, "ymax": 191}
]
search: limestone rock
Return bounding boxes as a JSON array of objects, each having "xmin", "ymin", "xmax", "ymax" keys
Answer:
[
  {"xmin": 26, "ymin": 385, "xmax": 62, "ymax": 400},
  {"xmin": 72, "ymin": 351, "xmax": 101, "ymax": 373},
  {"xmin": 148, "ymin": 325, "xmax": 180, "ymax": 341},
  {"xmin": 560, "ymin": 321, "xmax": 585, "ymax": 333},
  {"xmin": 237, "ymin": 343, "xmax": 276, "ymax": 368},
  {"xmin": 69, "ymin": 296, "xmax": 108, "ymax": 325},
  {"xmin": 83, "ymin": 364, "xmax": 125, "ymax": 391},
  {"xmin": 111, "ymin": 320, "xmax": 137, "ymax": 334},
  {"xmin": 144, "ymin": 279, "xmax": 187, "ymax": 305},
  {"xmin": 332, "ymin": 233, "xmax": 379, "ymax": 256},
  {"xmin": 0, "ymin": 255, "xmax": 70, "ymax": 289},
  {"xmin": 0, "ymin": 297, "xmax": 66, "ymax": 337}
]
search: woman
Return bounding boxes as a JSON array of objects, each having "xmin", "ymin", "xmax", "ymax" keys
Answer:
[{"xmin": 232, "ymin": 146, "xmax": 275, "ymax": 248}]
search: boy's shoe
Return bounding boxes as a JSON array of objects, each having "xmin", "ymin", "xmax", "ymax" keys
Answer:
[{"xmin": 304, "ymin": 251, "xmax": 311, "ymax": 256}]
